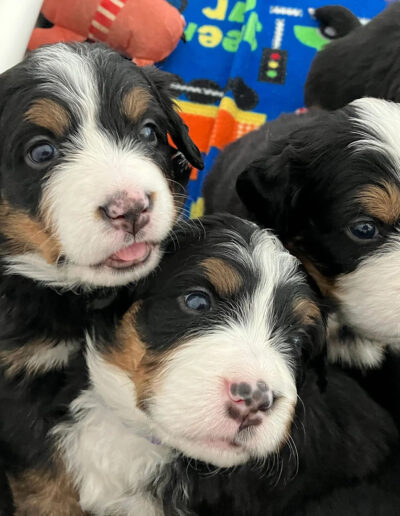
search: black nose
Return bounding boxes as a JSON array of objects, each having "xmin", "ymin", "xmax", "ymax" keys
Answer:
[{"xmin": 100, "ymin": 192, "xmax": 151, "ymax": 235}]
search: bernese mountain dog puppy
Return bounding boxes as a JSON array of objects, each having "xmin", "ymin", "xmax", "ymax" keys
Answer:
[
  {"xmin": 0, "ymin": 42, "xmax": 202, "ymax": 512},
  {"xmin": 305, "ymin": 2, "xmax": 400, "ymax": 110},
  {"xmin": 204, "ymin": 97, "xmax": 400, "ymax": 374},
  {"xmin": 7, "ymin": 215, "xmax": 396, "ymax": 515}
]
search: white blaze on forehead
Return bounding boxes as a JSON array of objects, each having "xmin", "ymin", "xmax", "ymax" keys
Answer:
[
  {"xmin": 349, "ymin": 97, "xmax": 400, "ymax": 171},
  {"xmin": 32, "ymin": 44, "xmax": 99, "ymax": 122},
  {"xmin": 246, "ymin": 230, "xmax": 303, "ymax": 352},
  {"xmin": 149, "ymin": 229, "xmax": 301, "ymax": 467}
]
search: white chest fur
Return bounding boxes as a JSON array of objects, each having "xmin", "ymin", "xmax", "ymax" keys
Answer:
[{"xmin": 54, "ymin": 348, "xmax": 173, "ymax": 516}]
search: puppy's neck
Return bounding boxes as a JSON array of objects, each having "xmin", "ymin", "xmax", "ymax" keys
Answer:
[
  {"xmin": 327, "ymin": 312, "xmax": 388, "ymax": 369},
  {"xmin": 0, "ymin": 263, "xmax": 119, "ymax": 341}
]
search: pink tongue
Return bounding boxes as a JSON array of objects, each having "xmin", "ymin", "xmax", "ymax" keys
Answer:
[{"xmin": 113, "ymin": 242, "xmax": 149, "ymax": 262}]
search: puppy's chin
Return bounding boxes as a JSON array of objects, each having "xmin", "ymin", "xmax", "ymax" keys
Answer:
[
  {"xmin": 155, "ymin": 431, "xmax": 251, "ymax": 468},
  {"xmin": 3, "ymin": 245, "xmax": 162, "ymax": 290}
]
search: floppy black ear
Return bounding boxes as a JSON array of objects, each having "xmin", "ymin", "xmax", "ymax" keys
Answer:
[
  {"xmin": 236, "ymin": 145, "xmax": 292, "ymax": 237},
  {"xmin": 139, "ymin": 66, "xmax": 204, "ymax": 171},
  {"xmin": 313, "ymin": 5, "xmax": 361, "ymax": 39}
]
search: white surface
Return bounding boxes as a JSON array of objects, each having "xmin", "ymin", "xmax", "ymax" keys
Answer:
[{"xmin": 0, "ymin": 0, "xmax": 43, "ymax": 73}]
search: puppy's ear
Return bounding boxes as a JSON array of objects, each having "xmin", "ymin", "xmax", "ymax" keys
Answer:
[
  {"xmin": 139, "ymin": 66, "xmax": 204, "ymax": 171},
  {"xmin": 236, "ymin": 144, "xmax": 293, "ymax": 237},
  {"xmin": 313, "ymin": 5, "xmax": 361, "ymax": 39}
]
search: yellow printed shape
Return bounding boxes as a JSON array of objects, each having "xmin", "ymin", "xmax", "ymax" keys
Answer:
[
  {"xmin": 202, "ymin": 0, "xmax": 228, "ymax": 20},
  {"xmin": 190, "ymin": 197, "xmax": 205, "ymax": 219},
  {"xmin": 220, "ymin": 97, "xmax": 266, "ymax": 125},
  {"xmin": 198, "ymin": 25, "xmax": 224, "ymax": 47}
]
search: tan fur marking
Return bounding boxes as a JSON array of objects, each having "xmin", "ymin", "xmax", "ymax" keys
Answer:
[
  {"xmin": 122, "ymin": 87, "xmax": 151, "ymax": 122},
  {"xmin": 299, "ymin": 256, "xmax": 336, "ymax": 299},
  {"xmin": 9, "ymin": 465, "xmax": 83, "ymax": 516},
  {"xmin": 0, "ymin": 340, "xmax": 60, "ymax": 378},
  {"xmin": 106, "ymin": 302, "xmax": 167, "ymax": 408},
  {"xmin": 293, "ymin": 298, "xmax": 321, "ymax": 325},
  {"xmin": 0, "ymin": 202, "xmax": 61, "ymax": 264},
  {"xmin": 357, "ymin": 182, "xmax": 400, "ymax": 224},
  {"xmin": 201, "ymin": 257, "xmax": 242, "ymax": 297},
  {"xmin": 25, "ymin": 99, "xmax": 70, "ymax": 137}
]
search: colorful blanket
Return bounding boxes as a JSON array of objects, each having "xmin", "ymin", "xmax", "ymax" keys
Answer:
[{"xmin": 162, "ymin": 0, "xmax": 391, "ymax": 217}]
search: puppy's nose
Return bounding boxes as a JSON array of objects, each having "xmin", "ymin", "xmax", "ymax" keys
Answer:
[
  {"xmin": 227, "ymin": 380, "xmax": 274, "ymax": 431},
  {"xmin": 100, "ymin": 192, "xmax": 151, "ymax": 234}
]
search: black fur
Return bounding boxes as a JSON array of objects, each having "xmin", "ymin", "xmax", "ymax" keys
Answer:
[{"xmin": 305, "ymin": 2, "xmax": 400, "ymax": 109}]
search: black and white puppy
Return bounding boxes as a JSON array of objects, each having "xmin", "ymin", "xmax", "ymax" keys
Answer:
[
  {"xmin": 0, "ymin": 42, "xmax": 202, "ymax": 512},
  {"xmin": 305, "ymin": 2, "xmax": 400, "ymax": 109},
  {"xmin": 5, "ymin": 214, "xmax": 324, "ymax": 514},
  {"xmin": 7, "ymin": 215, "xmax": 395, "ymax": 515},
  {"xmin": 204, "ymin": 97, "xmax": 400, "ymax": 374}
]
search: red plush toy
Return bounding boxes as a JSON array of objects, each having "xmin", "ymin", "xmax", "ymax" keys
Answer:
[{"xmin": 28, "ymin": 0, "xmax": 185, "ymax": 65}]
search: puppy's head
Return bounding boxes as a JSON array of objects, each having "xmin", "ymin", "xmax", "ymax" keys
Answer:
[
  {"xmin": 0, "ymin": 43, "xmax": 202, "ymax": 289},
  {"xmin": 237, "ymin": 98, "xmax": 400, "ymax": 362},
  {"xmin": 90, "ymin": 215, "xmax": 325, "ymax": 468}
]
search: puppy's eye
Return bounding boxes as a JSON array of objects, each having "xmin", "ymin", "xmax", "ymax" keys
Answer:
[
  {"xmin": 139, "ymin": 122, "xmax": 157, "ymax": 145},
  {"xmin": 183, "ymin": 291, "xmax": 212, "ymax": 313},
  {"xmin": 348, "ymin": 220, "xmax": 379, "ymax": 242},
  {"xmin": 26, "ymin": 141, "xmax": 57, "ymax": 168},
  {"xmin": 289, "ymin": 334, "xmax": 305, "ymax": 347}
]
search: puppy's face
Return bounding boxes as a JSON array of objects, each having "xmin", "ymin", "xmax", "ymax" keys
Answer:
[
  {"xmin": 0, "ymin": 43, "xmax": 202, "ymax": 289},
  {"xmin": 93, "ymin": 216, "xmax": 325, "ymax": 468},
  {"xmin": 237, "ymin": 99, "xmax": 400, "ymax": 357}
]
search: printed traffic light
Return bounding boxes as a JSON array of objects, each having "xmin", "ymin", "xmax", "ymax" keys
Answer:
[{"xmin": 258, "ymin": 48, "xmax": 288, "ymax": 84}]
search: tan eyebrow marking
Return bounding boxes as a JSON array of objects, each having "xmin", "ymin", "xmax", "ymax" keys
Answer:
[
  {"xmin": 357, "ymin": 181, "xmax": 400, "ymax": 224},
  {"xmin": 201, "ymin": 257, "xmax": 243, "ymax": 297},
  {"xmin": 293, "ymin": 297, "xmax": 321, "ymax": 325},
  {"xmin": 122, "ymin": 87, "xmax": 152, "ymax": 122},
  {"xmin": 25, "ymin": 98, "xmax": 70, "ymax": 137}
]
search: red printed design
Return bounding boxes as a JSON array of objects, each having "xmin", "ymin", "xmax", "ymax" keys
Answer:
[{"xmin": 88, "ymin": 0, "xmax": 128, "ymax": 42}]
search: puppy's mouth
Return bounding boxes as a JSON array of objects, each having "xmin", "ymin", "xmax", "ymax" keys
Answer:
[
  {"xmin": 100, "ymin": 242, "xmax": 155, "ymax": 270},
  {"xmin": 199, "ymin": 437, "xmax": 242, "ymax": 451}
]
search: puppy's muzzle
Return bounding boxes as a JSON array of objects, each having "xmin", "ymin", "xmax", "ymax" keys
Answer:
[{"xmin": 100, "ymin": 191, "xmax": 152, "ymax": 235}]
